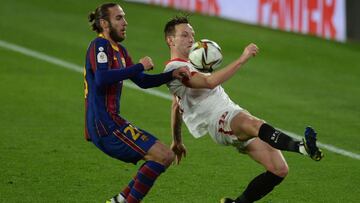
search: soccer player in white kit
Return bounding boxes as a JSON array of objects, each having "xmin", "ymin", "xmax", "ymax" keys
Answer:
[{"xmin": 163, "ymin": 16, "xmax": 324, "ymax": 203}]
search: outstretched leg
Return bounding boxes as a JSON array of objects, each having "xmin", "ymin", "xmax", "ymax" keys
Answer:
[{"xmin": 230, "ymin": 111, "xmax": 323, "ymax": 160}]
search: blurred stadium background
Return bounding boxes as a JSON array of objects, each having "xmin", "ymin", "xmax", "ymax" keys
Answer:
[{"xmin": 0, "ymin": 0, "xmax": 359, "ymax": 202}]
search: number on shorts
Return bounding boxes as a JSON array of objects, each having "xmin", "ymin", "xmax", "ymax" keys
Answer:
[{"xmin": 124, "ymin": 125, "xmax": 141, "ymax": 141}]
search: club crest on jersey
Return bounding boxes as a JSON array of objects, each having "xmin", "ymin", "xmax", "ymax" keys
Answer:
[{"xmin": 97, "ymin": 51, "xmax": 107, "ymax": 63}]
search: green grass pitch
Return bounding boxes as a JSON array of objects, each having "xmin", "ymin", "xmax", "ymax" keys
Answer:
[{"xmin": 0, "ymin": 0, "xmax": 359, "ymax": 202}]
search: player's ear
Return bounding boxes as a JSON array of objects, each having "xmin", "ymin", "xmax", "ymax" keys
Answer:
[
  {"xmin": 100, "ymin": 19, "xmax": 109, "ymax": 30},
  {"xmin": 166, "ymin": 36, "xmax": 174, "ymax": 46}
]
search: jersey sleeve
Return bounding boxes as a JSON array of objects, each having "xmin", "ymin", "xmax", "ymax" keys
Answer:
[
  {"xmin": 130, "ymin": 71, "xmax": 174, "ymax": 89},
  {"xmin": 164, "ymin": 62, "xmax": 183, "ymax": 73},
  {"xmin": 92, "ymin": 39, "xmax": 144, "ymax": 86},
  {"xmin": 164, "ymin": 61, "xmax": 191, "ymax": 98},
  {"xmin": 93, "ymin": 38, "xmax": 113, "ymax": 71},
  {"xmin": 119, "ymin": 45, "xmax": 176, "ymax": 88}
]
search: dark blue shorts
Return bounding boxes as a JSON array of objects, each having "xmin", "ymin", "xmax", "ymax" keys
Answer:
[{"xmin": 92, "ymin": 122, "xmax": 158, "ymax": 164}]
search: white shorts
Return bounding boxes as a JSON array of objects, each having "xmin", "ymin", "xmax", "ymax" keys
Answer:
[{"xmin": 207, "ymin": 103, "xmax": 255, "ymax": 153}]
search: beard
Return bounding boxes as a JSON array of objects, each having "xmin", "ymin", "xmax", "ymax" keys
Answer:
[{"xmin": 109, "ymin": 24, "xmax": 125, "ymax": 43}]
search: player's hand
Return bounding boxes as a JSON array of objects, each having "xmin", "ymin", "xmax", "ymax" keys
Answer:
[
  {"xmin": 170, "ymin": 141, "xmax": 187, "ymax": 165},
  {"xmin": 139, "ymin": 56, "xmax": 154, "ymax": 71},
  {"xmin": 172, "ymin": 66, "xmax": 191, "ymax": 81},
  {"xmin": 239, "ymin": 43, "xmax": 259, "ymax": 64}
]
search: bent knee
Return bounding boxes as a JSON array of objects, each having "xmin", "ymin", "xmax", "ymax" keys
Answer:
[
  {"xmin": 145, "ymin": 143, "xmax": 175, "ymax": 167},
  {"xmin": 266, "ymin": 162, "xmax": 289, "ymax": 178},
  {"xmin": 278, "ymin": 164, "xmax": 289, "ymax": 177},
  {"xmin": 268, "ymin": 164, "xmax": 289, "ymax": 178},
  {"xmin": 154, "ymin": 148, "xmax": 175, "ymax": 167},
  {"xmin": 162, "ymin": 149, "xmax": 175, "ymax": 167}
]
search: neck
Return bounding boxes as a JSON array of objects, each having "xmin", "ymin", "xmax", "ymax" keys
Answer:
[
  {"xmin": 170, "ymin": 49, "xmax": 188, "ymax": 61},
  {"xmin": 100, "ymin": 32, "xmax": 118, "ymax": 46}
]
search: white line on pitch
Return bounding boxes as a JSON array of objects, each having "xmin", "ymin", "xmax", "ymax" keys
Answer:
[{"xmin": 1, "ymin": 39, "xmax": 359, "ymax": 160}]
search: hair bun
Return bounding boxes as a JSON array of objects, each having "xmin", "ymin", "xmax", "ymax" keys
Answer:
[{"xmin": 88, "ymin": 11, "xmax": 96, "ymax": 22}]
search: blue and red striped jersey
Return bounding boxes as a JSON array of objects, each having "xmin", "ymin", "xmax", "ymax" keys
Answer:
[
  {"xmin": 84, "ymin": 35, "xmax": 175, "ymax": 141},
  {"xmin": 84, "ymin": 35, "xmax": 137, "ymax": 141}
]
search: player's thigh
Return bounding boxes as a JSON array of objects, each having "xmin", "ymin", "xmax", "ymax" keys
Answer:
[
  {"xmin": 246, "ymin": 138, "xmax": 289, "ymax": 177},
  {"xmin": 230, "ymin": 111, "xmax": 264, "ymax": 141},
  {"xmin": 100, "ymin": 124, "xmax": 158, "ymax": 164},
  {"xmin": 144, "ymin": 141, "xmax": 175, "ymax": 167}
]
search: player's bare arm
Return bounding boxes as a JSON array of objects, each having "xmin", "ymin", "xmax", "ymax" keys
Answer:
[
  {"xmin": 170, "ymin": 96, "xmax": 187, "ymax": 164},
  {"xmin": 184, "ymin": 43, "xmax": 259, "ymax": 89}
]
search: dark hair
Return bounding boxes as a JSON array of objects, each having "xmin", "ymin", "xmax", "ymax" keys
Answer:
[
  {"xmin": 88, "ymin": 3, "xmax": 118, "ymax": 33},
  {"xmin": 164, "ymin": 15, "xmax": 190, "ymax": 38}
]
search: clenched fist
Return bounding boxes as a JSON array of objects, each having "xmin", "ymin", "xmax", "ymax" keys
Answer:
[
  {"xmin": 139, "ymin": 56, "xmax": 154, "ymax": 71},
  {"xmin": 239, "ymin": 43, "xmax": 259, "ymax": 64}
]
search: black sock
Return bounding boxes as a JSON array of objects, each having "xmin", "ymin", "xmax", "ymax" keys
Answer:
[
  {"xmin": 236, "ymin": 171, "xmax": 284, "ymax": 203},
  {"xmin": 258, "ymin": 123, "xmax": 301, "ymax": 153}
]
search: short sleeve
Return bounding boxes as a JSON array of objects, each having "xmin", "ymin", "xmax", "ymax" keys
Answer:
[{"xmin": 164, "ymin": 61, "xmax": 193, "ymax": 97}]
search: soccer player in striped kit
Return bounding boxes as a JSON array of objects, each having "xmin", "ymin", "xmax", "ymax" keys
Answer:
[
  {"xmin": 84, "ymin": 3, "xmax": 190, "ymax": 203},
  {"xmin": 163, "ymin": 16, "xmax": 324, "ymax": 203}
]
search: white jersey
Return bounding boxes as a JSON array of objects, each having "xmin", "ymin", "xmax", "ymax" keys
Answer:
[{"xmin": 164, "ymin": 59, "xmax": 242, "ymax": 139}]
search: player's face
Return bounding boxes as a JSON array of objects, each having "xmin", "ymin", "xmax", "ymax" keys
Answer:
[
  {"xmin": 108, "ymin": 5, "xmax": 128, "ymax": 42},
  {"xmin": 173, "ymin": 23, "xmax": 195, "ymax": 58}
]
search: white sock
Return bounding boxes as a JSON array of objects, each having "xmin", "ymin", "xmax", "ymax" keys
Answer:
[
  {"xmin": 117, "ymin": 194, "xmax": 126, "ymax": 203},
  {"xmin": 299, "ymin": 142, "xmax": 308, "ymax": 155},
  {"xmin": 111, "ymin": 194, "xmax": 126, "ymax": 203}
]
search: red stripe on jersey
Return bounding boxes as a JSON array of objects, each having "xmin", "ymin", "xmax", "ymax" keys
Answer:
[
  {"xmin": 112, "ymin": 115, "xmax": 127, "ymax": 126},
  {"xmin": 106, "ymin": 85, "xmax": 117, "ymax": 114},
  {"xmin": 107, "ymin": 44, "xmax": 114, "ymax": 68},
  {"xmin": 117, "ymin": 46, "xmax": 126, "ymax": 68},
  {"xmin": 105, "ymin": 45, "xmax": 120, "ymax": 114},
  {"xmin": 89, "ymin": 44, "xmax": 97, "ymax": 73},
  {"xmin": 113, "ymin": 130, "xmax": 146, "ymax": 156},
  {"xmin": 124, "ymin": 52, "xmax": 133, "ymax": 66}
]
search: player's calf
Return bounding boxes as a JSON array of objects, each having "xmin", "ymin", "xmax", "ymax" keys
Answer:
[{"xmin": 257, "ymin": 123, "xmax": 302, "ymax": 153}]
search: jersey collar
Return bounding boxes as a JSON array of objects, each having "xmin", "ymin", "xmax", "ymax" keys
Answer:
[
  {"xmin": 98, "ymin": 33, "xmax": 120, "ymax": 52},
  {"xmin": 165, "ymin": 58, "xmax": 189, "ymax": 65}
]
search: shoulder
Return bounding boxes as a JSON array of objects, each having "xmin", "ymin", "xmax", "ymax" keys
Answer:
[
  {"xmin": 164, "ymin": 58, "xmax": 196, "ymax": 72},
  {"xmin": 93, "ymin": 37, "xmax": 109, "ymax": 45},
  {"xmin": 92, "ymin": 37, "xmax": 111, "ymax": 50}
]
